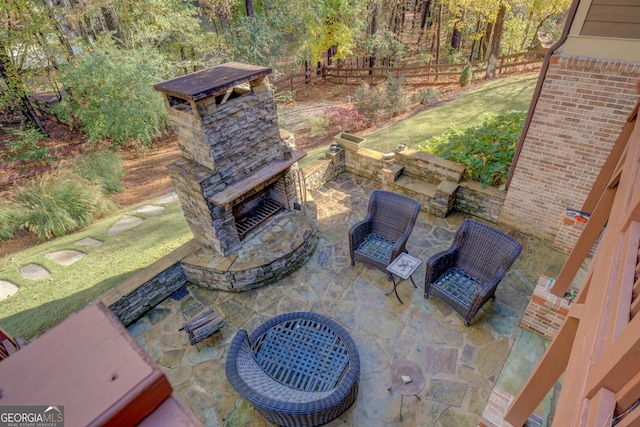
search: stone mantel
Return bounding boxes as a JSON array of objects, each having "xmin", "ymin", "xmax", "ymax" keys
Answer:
[{"xmin": 207, "ymin": 150, "xmax": 306, "ymax": 206}]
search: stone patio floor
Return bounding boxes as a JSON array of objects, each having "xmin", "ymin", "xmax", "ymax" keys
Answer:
[{"xmin": 127, "ymin": 173, "xmax": 571, "ymax": 427}]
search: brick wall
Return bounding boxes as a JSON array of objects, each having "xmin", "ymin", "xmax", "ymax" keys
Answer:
[
  {"xmin": 520, "ymin": 276, "xmax": 571, "ymax": 340},
  {"xmin": 500, "ymin": 54, "xmax": 640, "ymax": 252}
]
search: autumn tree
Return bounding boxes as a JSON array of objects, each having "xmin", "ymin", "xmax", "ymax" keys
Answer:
[{"xmin": 0, "ymin": 0, "xmax": 57, "ymax": 135}]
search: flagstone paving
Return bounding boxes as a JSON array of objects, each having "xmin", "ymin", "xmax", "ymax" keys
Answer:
[
  {"xmin": 134, "ymin": 204, "xmax": 166, "ymax": 216},
  {"xmin": 0, "ymin": 280, "xmax": 18, "ymax": 300},
  {"xmin": 19, "ymin": 263, "xmax": 50, "ymax": 280},
  {"xmin": 129, "ymin": 173, "xmax": 570, "ymax": 427},
  {"xmin": 107, "ymin": 214, "xmax": 145, "ymax": 237},
  {"xmin": 74, "ymin": 237, "xmax": 104, "ymax": 247},
  {"xmin": 44, "ymin": 249, "xmax": 85, "ymax": 266}
]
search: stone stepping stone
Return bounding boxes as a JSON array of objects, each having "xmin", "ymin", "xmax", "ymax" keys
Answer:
[
  {"xmin": 20, "ymin": 263, "xmax": 50, "ymax": 280},
  {"xmin": 0, "ymin": 280, "xmax": 19, "ymax": 301},
  {"xmin": 44, "ymin": 249, "xmax": 86, "ymax": 266},
  {"xmin": 74, "ymin": 237, "xmax": 103, "ymax": 247},
  {"xmin": 153, "ymin": 192, "xmax": 178, "ymax": 204},
  {"xmin": 135, "ymin": 205, "xmax": 165, "ymax": 216},
  {"xmin": 107, "ymin": 214, "xmax": 144, "ymax": 237}
]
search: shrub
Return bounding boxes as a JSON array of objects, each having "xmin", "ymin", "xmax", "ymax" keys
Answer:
[
  {"xmin": 411, "ymin": 87, "xmax": 440, "ymax": 105},
  {"xmin": 0, "ymin": 204, "xmax": 25, "ymax": 241},
  {"xmin": 459, "ymin": 63, "xmax": 472, "ymax": 87},
  {"xmin": 422, "ymin": 110, "xmax": 526, "ymax": 188},
  {"xmin": 73, "ymin": 150, "xmax": 124, "ymax": 194},
  {"xmin": 56, "ymin": 43, "xmax": 170, "ymax": 148},
  {"xmin": 304, "ymin": 114, "xmax": 330, "ymax": 137},
  {"xmin": 353, "ymin": 83, "xmax": 385, "ymax": 120},
  {"xmin": 274, "ymin": 90, "xmax": 297, "ymax": 104},
  {"xmin": 446, "ymin": 47, "xmax": 466, "ymax": 64},
  {"xmin": 15, "ymin": 169, "xmax": 115, "ymax": 241},
  {"xmin": 325, "ymin": 107, "xmax": 368, "ymax": 133},
  {"xmin": 4, "ymin": 124, "xmax": 52, "ymax": 163},
  {"xmin": 384, "ymin": 74, "xmax": 408, "ymax": 115},
  {"xmin": 354, "ymin": 74, "xmax": 408, "ymax": 121}
]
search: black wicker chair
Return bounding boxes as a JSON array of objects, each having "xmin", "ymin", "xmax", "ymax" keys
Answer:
[
  {"xmin": 424, "ymin": 219, "xmax": 523, "ymax": 326},
  {"xmin": 349, "ymin": 190, "xmax": 421, "ymax": 276},
  {"xmin": 225, "ymin": 312, "xmax": 360, "ymax": 427}
]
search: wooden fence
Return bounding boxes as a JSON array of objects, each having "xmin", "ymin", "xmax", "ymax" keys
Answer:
[{"xmin": 271, "ymin": 49, "xmax": 546, "ymax": 94}]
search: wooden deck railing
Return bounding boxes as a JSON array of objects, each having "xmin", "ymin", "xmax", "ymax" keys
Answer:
[{"xmin": 505, "ymin": 100, "xmax": 640, "ymax": 426}]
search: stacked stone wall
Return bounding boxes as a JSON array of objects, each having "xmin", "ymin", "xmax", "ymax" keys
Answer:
[
  {"xmin": 455, "ymin": 181, "xmax": 506, "ymax": 223},
  {"xmin": 203, "ymin": 93, "xmax": 285, "ymax": 186},
  {"xmin": 302, "ymin": 150, "xmax": 346, "ymax": 192},
  {"xmin": 166, "ymin": 107, "xmax": 212, "ymax": 169},
  {"xmin": 101, "ymin": 242, "xmax": 199, "ymax": 326},
  {"xmin": 344, "ymin": 148, "xmax": 390, "ymax": 182},
  {"xmin": 500, "ymin": 54, "xmax": 640, "ymax": 252}
]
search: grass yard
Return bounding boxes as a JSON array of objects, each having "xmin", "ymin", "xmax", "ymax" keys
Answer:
[
  {"xmin": 0, "ymin": 202, "xmax": 192, "ymax": 339},
  {"xmin": 298, "ymin": 73, "xmax": 538, "ymax": 167}
]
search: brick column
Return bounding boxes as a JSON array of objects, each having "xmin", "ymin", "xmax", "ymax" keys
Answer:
[{"xmin": 520, "ymin": 275, "xmax": 572, "ymax": 340}]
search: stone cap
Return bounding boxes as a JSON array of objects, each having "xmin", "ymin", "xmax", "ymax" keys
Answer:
[{"xmin": 154, "ymin": 62, "xmax": 272, "ymax": 101}]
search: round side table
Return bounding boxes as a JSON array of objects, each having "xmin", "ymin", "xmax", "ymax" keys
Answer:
[{"xmin": 389, "ymin": 360, "xmax": 426, "ymax": 422}]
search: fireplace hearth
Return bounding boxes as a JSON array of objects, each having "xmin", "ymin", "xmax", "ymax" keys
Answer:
[{"xmin": 154, "ymin": 62, "xmax": 318, "ymax": 292}]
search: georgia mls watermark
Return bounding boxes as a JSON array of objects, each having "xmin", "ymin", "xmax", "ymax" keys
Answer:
[{"xmin": 0, "ymin": 406, "xmax": 64, "ymax": 427}]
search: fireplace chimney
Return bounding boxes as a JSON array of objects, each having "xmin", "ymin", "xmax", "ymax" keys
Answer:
[{"xmin": 154, "ymin": 63, "xmax": 306, "ymax": 256}]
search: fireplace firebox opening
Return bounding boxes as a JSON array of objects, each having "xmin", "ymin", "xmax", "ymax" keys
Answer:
[{"xmin": 232, "ymin": 176, "xmax": 288, "ymax": 240}]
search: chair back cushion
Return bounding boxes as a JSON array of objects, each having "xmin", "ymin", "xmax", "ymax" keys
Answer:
[
  {"xmin": 454, "ymin": 220, "xmax": 523, "ymax": 283},
  {"xmin": 368, "ymin": 190, "xmax": 421, "ymax": 240}
]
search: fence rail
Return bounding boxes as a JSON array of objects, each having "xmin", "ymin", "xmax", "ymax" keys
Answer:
[{"xmin": 271, "ymin": 49, "xmax": 546, "ymax": 93}]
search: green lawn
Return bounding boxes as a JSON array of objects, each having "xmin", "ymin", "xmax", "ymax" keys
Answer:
[
  {"xmin": 0, "ymin": 202, "xmax": 192, "ymax": 339},
  {"xmin": 299, "ymin": 73, "xmax": 537, "ymax": 167}
]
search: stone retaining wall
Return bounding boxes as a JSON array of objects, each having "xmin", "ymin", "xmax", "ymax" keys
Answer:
[
  {"xmin": 302, "ymin": 149, "xmax": 345, "ymax": 192},
  {"xmin": 455, "ymin": 181, "xmax": 506, "ymax": 224},
  {"xmin": 101, "ymin": 241, "xmax": 199, "ymax": 326},
  {"xmin": 304, "ymin": 140, "xmax": 508, "ymax": 223},
  {"xmin": 344, "ymin": 148, "xmax": 391, "ymax": 181}
]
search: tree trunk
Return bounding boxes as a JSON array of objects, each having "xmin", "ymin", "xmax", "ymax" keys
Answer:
[
  {"xmin": 435, "ymin": 2, "xmax": 442, "ymax": 79},
  {"xmin": 245, "ymin": 0, "xmax": 254, "ymax": 17},
  {"xmin": 39, "ymin": 0, "xmax": 75, "ymax": 61},
  {"xmin": 451, "ymin": 27, "xmax": 461, "ymax": 50},
  {"xmin": 368, "ymin": 1, "xmax": 378, "ymax": 72},
  {"xmin": 485, "ymin": 3, "xmax": 506, "ymax": 79},
  {"xmin": 0, "ymin": 52, "xmax": 48, "ymax": 136},
  {"xmin": 481, "ymin": 20, "xmax": 494, "ymax": 60},
  {"xmin": 469, "ymin": 19, "xmax": 481, "ymax": 62},
  {"xmin": 102, "ymin": 6, "xmax": 125, "ymax": 46},
  {"xmin": 417, "ymin": 0, "xmax": 432, "ymax": 46}
]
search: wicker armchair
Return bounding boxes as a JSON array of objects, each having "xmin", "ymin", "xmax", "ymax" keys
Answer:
[
  {"xmin": 424, "ymin": 219, "xmax": 523, "ymax": 326},
  {"xmin": 225, "ymin": 312, "xmax": 360, "ymax": 427},
  {"xmin": 349, "ymin": 190, "xmax": 421, "ymax": 276}
]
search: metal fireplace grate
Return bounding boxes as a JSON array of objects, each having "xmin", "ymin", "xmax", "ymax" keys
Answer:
[{"xmin": 235, "ymin": 199, "xmax": 283, "ymax": 240}]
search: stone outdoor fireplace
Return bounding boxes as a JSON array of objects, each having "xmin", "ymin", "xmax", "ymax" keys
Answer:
[{"xmin": 154, "ymin": 63, "xmax": 318, "ymax": 292}]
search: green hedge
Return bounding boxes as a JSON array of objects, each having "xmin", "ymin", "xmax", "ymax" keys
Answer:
[{"xmin": 421, "ymin": 110, "xmax": 526, "ymax": 188}]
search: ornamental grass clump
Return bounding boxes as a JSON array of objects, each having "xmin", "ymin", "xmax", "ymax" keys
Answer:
[
  {"xmin": 422, "ymin": 110, "xmax": 526, "ymax": 188},
  {"xmin": 14, "ymin": 169, "xmax": 116, "ymax": 241},
  {"xmin": 72, "ymin": 149, "xmax": 124, "ymax": 194}
]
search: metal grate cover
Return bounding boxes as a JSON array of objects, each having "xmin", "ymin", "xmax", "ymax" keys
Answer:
[{"xmin": 235, "ymin": 198, "xmax": 283, "ymax": 239}]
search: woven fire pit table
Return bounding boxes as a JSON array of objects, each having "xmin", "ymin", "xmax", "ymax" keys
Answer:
[{"xmin": 225, "ymin": 312, "xmax": 360, "ymax": 426}]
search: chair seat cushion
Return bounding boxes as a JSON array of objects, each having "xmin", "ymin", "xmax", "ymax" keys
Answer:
[
  {"xmin": 432, "ymin": 268, "xmax": 482, "ymax": 309},
  {"xmin": 355, "ymin": 233, "xmax": 395, "ymax": 263}
]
